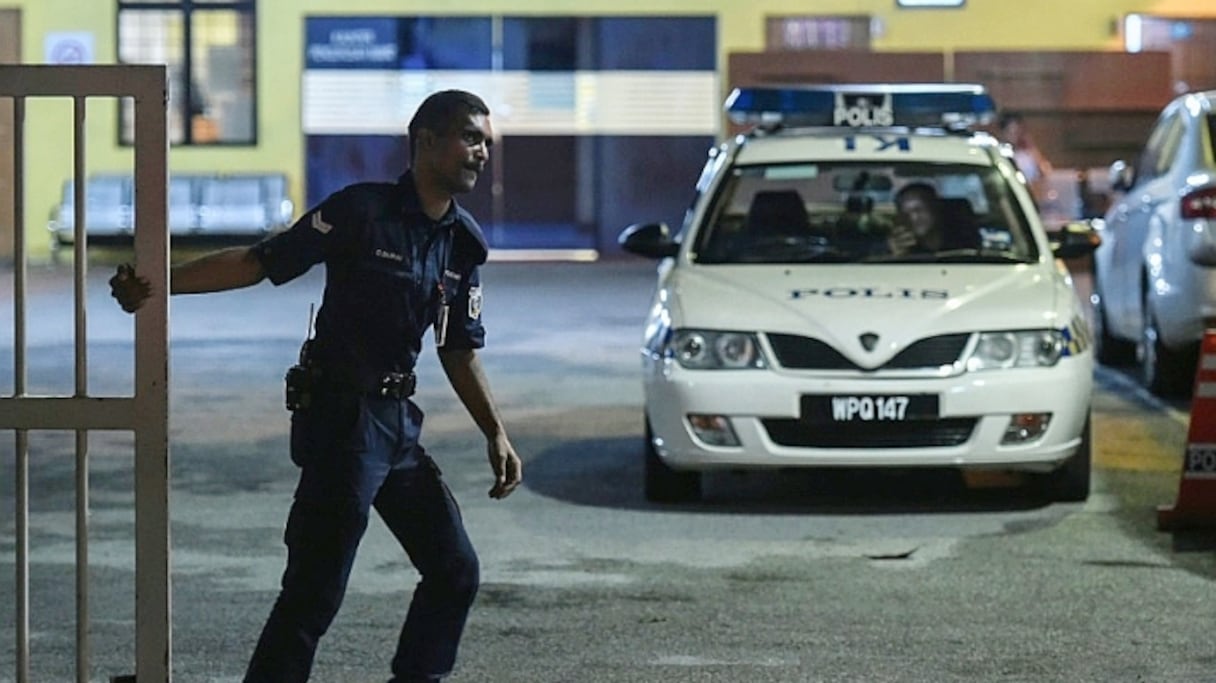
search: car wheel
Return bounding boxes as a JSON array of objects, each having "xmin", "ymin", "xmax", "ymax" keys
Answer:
[
  {"xmin": 1091, "ymin": 281, "xmax": 1135, "ymax": 366},
  {"xmin": 644, "ymin": 419, "xmax": 701, "ymax": 503},
  {"xmin": 1138, "ymin": 296, "xmax": 1193, "ymax": 397},
  {"xmin": 1038, "ymin": 415, "xmax": 1091, "ymax": 502}
]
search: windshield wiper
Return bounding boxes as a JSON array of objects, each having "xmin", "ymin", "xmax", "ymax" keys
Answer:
[
  {"xmin": 797, "ymin": 250, "xmax": 857, "ymax": 263},
  {"xmin": 931, "ymin": 249, "xmax": 1030, "ymax": 264},
  {"xmin": 867, "ymin": 249, "xmax": 1029, "ymax": 264}
]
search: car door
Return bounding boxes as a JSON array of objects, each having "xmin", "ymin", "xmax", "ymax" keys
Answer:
[{"xmin": 1105, "ymin": 109, "xmax": 1185, "ymax": 337}]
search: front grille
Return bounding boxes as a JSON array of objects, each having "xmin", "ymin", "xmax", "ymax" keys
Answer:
[
  {"xmin": 885, "ymin": 334, "xmax": 970, "ymax": 368},
  {"xmin": 767, "ymin": 333, "xmax": 971, "ymax": 371},
  {"xmin": 766, "ymin": 335, "xmax": 854, "ymax": 369},
  {"xmin": 762, "ymin": 418, "xmax": 978, "ymax": 448}
]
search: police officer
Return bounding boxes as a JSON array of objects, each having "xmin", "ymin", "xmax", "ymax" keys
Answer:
[{"xmin": 109, "ymin": 89, "xmax": 522, "ymax": 682}]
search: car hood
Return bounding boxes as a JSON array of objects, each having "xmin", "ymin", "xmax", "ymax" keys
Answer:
[{"xmin": 666, "ymin": 263, "xmax": 1065, "ymax": 369}]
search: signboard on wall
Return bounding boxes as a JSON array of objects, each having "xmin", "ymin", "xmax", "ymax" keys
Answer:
[{"xmin": 305, "ymin": 18, "xmax": 398, "ymax": 69}]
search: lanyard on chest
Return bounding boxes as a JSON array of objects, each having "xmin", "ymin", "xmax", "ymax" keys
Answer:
[{"xmin": 433, "ymin": 226, "xmax": 457, "ymax": 348}]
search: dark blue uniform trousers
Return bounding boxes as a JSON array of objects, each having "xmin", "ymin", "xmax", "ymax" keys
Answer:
[{"xmin": 244, "ymin": 392, "xmax": 479, "ymax": 683}]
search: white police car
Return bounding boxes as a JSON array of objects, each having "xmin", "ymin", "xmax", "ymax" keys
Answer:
[{"xmin": 619, "ymin": 84, "xmax": 1100, "ymax": 503}]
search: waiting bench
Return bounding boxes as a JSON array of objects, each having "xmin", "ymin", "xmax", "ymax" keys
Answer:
[{"xmin": 49, "ymin": 172, "xmax": 295, "ymax": 246}]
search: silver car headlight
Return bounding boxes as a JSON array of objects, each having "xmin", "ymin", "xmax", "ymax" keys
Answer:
[
  {"xmin": 965, "ymin": 330, "xmax": 1064, "ymax": 371},
  {"xmin": 670, "ymin": 330, "xmax": 766, "ymax": 369}
]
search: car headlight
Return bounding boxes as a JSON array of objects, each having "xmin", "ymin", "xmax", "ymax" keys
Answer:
[
  {"xmin": 965, "ymin": 330, "xmax": 1063, "ymax": 371},
  {"xmin": 670, "ymin": 329, "xmax": 766, "ymax": 369}
]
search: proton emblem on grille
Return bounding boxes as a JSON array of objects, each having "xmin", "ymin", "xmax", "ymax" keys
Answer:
[{"xmin": 859, "ymin": 333, "xmax": 879, "ymax": 352}]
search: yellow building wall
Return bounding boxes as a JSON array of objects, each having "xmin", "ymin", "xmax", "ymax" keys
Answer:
[{"xmin": 8, "ymin": 0, "xmax": 1216, "ymax": 261}]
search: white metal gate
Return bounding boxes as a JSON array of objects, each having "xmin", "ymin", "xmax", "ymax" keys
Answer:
[{"xmin": 0, "ymin": 65, "xmax": 171, "ymax": 683}]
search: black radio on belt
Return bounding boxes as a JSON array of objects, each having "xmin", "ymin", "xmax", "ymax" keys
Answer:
[
  {"xmin": 284, "ymin": 349, "xmax": 315, "ymax": 412},
  {"xmin": 285, "ymin": 305, "xmax": 318, "ymax": 412},
  {"xmin": 378, "ymin": 371, "xmax": 417, "ymax": 399}
]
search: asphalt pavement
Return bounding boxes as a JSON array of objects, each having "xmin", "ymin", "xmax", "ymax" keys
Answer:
[{"xmin": 0, "ymin": 258, "xmax": 1213, "ymax": 683}]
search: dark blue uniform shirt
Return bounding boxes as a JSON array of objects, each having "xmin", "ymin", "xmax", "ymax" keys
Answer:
[{"xmin": 253, "ymin": 170, "xmax": 488, "ymax": 389}]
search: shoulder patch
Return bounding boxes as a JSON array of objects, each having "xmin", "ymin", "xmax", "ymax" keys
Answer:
[{"xmin": 310, "ymin": 211, "xmax": 333, "ymax": 234}]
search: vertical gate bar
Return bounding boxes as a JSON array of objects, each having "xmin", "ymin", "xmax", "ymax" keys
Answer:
[
  {"xmin": 132, "ymin": 68, "xmax": 172, "ymax": 683},
  {"xmin": 13, "ymin": 94, "xmax": 25, "ymax": 389},
  {"xmin": 74, "ymin": 429, "xmax": 89, "ymax": 683},
  {"xmin": 12, "ymin": 93, "xmax": 30, "ymax": 683},
  {"xmin": 72, "ymin": 94, "xmax": 91, "ymax": 683},
  {"xmin": 16, "ymin": 431, "xmax": 29, "ymax": 683},
  {"xmin": 73, "ymin": 94, "xmax": 86, "ymax": 275}
]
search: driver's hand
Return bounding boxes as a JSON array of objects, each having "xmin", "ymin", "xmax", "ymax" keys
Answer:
[{"xmin": 887, "ymin": 223, "xmax": 917, "ymax": 255}]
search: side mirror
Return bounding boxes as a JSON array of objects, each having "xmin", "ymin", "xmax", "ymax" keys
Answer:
[
  {"xmin": 619, "ymin": 222, "xmax": 679, "ymax": 259},
  {"xmin": 1108, "ymin": 160, "xmax": 1134, "ymax": 193},
  {"xmin": 1049, "ymin": 219, "xmax": 1103, "ymax": 259}
]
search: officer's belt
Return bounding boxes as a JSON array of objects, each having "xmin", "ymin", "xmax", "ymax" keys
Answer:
[{"xmin": 316, "ymin": 367, "xmax": 417, "ymax": 399}]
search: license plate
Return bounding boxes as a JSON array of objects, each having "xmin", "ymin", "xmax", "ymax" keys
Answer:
[{"xmin": 802, "ymin": 394, "xmax": 939, "ymax": 422}]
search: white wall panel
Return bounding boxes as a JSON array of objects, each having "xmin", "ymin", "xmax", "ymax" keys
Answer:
[{"xmin": 303, "ymin": 70, "xmax": 720, "ymax": 136}]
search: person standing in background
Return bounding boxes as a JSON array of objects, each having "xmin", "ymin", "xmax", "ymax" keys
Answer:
[{"xmin": 999, "ymin": 111, "xmax": 1055, "ymax": 204}]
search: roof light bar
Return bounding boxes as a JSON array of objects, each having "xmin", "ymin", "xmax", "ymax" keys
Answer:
[{"xmin": 725, "ymin": 83, "xmax": 997, "ymax": 130}]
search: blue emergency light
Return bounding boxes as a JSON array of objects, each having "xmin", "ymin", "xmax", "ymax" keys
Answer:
[{"xmin": 725, "ymin": 83, "xmax": 997, "ymax": 131}]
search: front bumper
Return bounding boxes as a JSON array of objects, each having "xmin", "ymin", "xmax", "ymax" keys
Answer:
[{"xmin": 643, "ymin": 353, "xmax": 1093, "ymax": 473}]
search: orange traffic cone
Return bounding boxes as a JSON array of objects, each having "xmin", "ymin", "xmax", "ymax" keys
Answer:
[{"xmin": 1157, "ymin": 330, "xmax": 1216, "ymax": 531}]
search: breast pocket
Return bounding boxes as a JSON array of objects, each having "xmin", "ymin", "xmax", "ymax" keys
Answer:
[{"xmin": 353, "ymin": 244, "xmax": 414, "ymax": 312}]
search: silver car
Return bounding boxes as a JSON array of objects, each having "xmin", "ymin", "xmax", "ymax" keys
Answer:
[{"xmin": 1092, "ymin": 90, "xmax": 1216, "ymax": 395}]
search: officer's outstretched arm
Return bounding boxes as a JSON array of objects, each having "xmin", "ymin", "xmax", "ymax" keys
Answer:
[
  {"xmin": 110, "ymin": 247, "xmax": 267, "ymax": 313},
  {"xmin": 169, "ymin": 246, "xmax": 267, "ymax": 295},
  {"xmin": 439, "ymin": 348, "xmax": 522, "ymax": 499}
]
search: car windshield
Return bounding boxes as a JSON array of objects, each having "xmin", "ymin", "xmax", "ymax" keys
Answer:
[{"xmin": 692, "ymin": 161, "xmax": 1037, "ymax": 265}]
